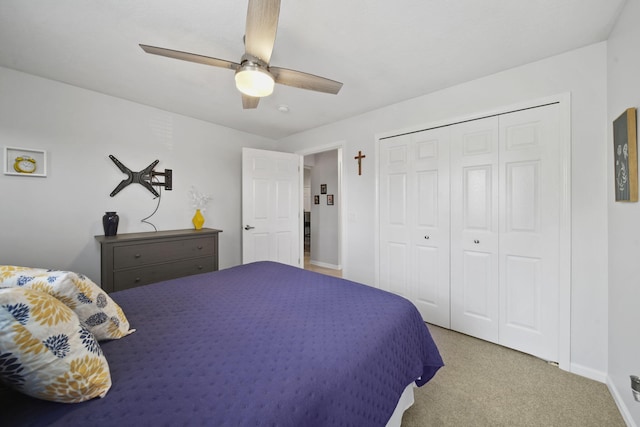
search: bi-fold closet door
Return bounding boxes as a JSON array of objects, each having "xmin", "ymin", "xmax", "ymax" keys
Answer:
[
  {"xmin": 379, "ymin": 104, "xmax": 561, "ymax": 362},
  {"xmin": 379, "ymin": 127, "xmax": 451, "ymax": 327}
]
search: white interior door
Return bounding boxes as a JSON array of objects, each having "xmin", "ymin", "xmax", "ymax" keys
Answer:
[
  {"xmin": 450, "ymin": 116, "xmax": 500, "ymax": 344},
  {"xmin": 242, "ymin": 148, "xmax": 301, "ymax": 266},
  {"xmin": 498, "ymin": 104, "xmax": 560, "ymax": 361},
  {"xmin": 379, "ymin": 128, "xmax": 451, "ymax": 328}
]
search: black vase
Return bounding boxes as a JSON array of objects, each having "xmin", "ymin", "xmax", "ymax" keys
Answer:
[{"xmin": 103, "ymin": 212, "xmax": 119, "ymax": 236}]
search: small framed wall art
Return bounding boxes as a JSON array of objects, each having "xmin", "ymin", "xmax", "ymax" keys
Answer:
[
  {"xmin": 314, "ymin": 195, "xmax": 320, "ymax": 205},
  {"xmin": 327, "ymin": 194, "xmax": 334, "ymax": 205},
  {"xmin": 320, "ymin": 184, "xmax": 327, "ymax": 194},
  {"xmin": 613, "ymin": 108, "xmax": 638, "ymax": 202},
  {"xmin": 4, "ymin": 146, "xmax": 47, "ymax": 177}
]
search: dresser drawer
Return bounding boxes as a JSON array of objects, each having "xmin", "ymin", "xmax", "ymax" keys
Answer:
[
  {"xmin": 96, "ymin": 228, "xmax": 221, "ymax": 293},
  {"xmin": 113, "ymin": 237, "xmax": 214, "ymax": 269},
  {"xmin": 113, "ymin": 257, "xmax": 216, "ymax": 292}
]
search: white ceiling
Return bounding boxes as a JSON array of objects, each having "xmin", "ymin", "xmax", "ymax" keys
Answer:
[{"xmin": 0, "ymin": 0, "xmax": 625, "ymax": 139}]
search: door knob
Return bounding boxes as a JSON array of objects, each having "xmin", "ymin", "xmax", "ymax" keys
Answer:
[
  {"xmin": 244, "ymin": 225, "xmax": 255, "ymax": 230},
  {"xmin": 424, "ymin": 235, "xmax": 430, "ymax": 240},
  {"xmin": 473, "ymin": 239, "xmax": 480, "ymax": 244}
]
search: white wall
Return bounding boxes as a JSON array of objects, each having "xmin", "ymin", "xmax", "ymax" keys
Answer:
[
  {"xmin": 279, "ymin": 43, "xmax": 609, "ymax": 379},
  {"xmin": 308, "ymin": 150, "xmax": 340, "ymax": 268},
  {"xmin": 0, "ymin": 66, "xmax": 276, "ymax": 282},
  {"xmin": 607, "ymin": 0, "xmax": 640, "ymax": 423}
]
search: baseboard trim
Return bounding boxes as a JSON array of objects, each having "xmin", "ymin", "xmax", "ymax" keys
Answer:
[
  {"xmin": 607, "ymin": 375, "xmax": 637, "ymax": 427},
  {"xmin": 570, "ymin": 363, "xmax": 607, "ymax": 383},
  {"xmin": 309, "ymin": 260, "xmax": 341, "ymax": 270}
]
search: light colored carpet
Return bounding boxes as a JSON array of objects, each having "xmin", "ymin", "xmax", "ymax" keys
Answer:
[{"xmin": 402, "ymin": 325, "xmax": 625, "ymax": 426}]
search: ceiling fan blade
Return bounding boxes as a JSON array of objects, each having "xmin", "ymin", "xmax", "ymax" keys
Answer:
[
  {"xmin": 242, "ymin": 94, "xmax": 260, "ymax": 109},
  {"xmin": 140, "ymin": 44, "xmax": 240, "ymax": 70},
  {"xmin": 270, "ymin": 67, "xmax": 343, "ymax": 94},
  {"xmin": 244, "ymin": 0, "xmax": 280, "ymax": 64}
]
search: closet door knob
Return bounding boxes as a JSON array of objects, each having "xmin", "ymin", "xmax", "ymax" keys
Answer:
[
  {"xmin": 473, "ymin": 239, "xmax": 480, "ymax": 244},
  {"xmin": 424, "ymin": 235, "xmax": 430, "ymax": 240}
]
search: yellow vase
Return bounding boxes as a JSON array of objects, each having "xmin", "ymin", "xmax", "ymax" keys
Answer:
[{"xmin": 192, "ymin": 209, "xmax": 205, "ymax": 230}]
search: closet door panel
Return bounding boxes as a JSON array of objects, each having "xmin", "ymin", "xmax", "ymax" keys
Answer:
[
  {"xmin": 451, "ymin": 117, "xmax": 499, "ymax": 343},
  {"xmin": 412, "ymin": 129, "xmax": 450, "ymax": 327},
  {"xmin": 413, "ymin": 170, "xmax": 440, "ymax": 306},
  {"xmin": 383, "ymin": 241, "xmax": 410, "ymax": 297},
  {"xmin": 388, "ymin": 173, "xmax": 408, "ymax": 224},
  {"xmin": 504, "ymin": 255, "xmax": 542, "ymax": 330},
  {"xmin": 379, "ymin": 129, "xmax": 450, "ymax": 328},
  {"xmin": 505, "ymin": 161, "xmax": 539, "ymax": 232},
  {"xmin": 380, "ymin": 136, "xmax": 410, "ymax": 296},
  {"xmin": 414, "ymin": 245, "xmax": 439, "ymax": 305},
  {"xmin": 499, "ymin": 104, "xmax": 560, "ymax": 362},
  {"xmin": 463, "ymin": 165, "xmax": 493, "ymax": 230},
  {"xmin": 461, "ymin": 250, "xmax": 493, "ymax": 320},
  {"xmin": 416, "ymin": 170, "xmax": 438, "ymax": 227}
]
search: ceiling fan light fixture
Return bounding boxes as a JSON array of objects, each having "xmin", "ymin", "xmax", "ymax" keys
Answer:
[
  {"xmin": 140, "ymin": 2, "xmax": 342, "ymax": 110},
  {"xmin": 235, "ymin": 63, "xmax": 275, "ymax": 98}
]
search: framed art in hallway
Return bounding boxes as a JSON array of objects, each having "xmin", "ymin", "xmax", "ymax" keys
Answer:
[
  {"xmin": 327, "ymin": 194, "xmax": 334, "ymax": 205},
  {"xmin": 613, "ymin": 107, "xmax": 638, "ymax": 202},
  {"xmin": 314, "ymin": 195, "xmax": 320, "ymax": 204},
  {"xmin": 320, "ymin": 184, "xmax": 327, "ymax": 194}
]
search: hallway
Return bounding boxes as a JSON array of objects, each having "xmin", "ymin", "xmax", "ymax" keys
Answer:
[{"xmin": 304, "ymin": 251, "xmax": 342, "ymax": 278}]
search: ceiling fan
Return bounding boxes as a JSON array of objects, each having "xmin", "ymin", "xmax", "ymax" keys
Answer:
[{"xmin": 140, "ymin": 0, "xmax": 343, "ymax": 109}]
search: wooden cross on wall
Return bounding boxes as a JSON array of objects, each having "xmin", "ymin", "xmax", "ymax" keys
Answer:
[{"xmin": 354, "ymin": 150, "xmax": 366, "ymax": 175}]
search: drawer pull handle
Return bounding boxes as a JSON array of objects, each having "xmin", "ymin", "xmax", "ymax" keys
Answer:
[
  {"xmin": 473, "ymin": 239, "xmax": 480, "ymax": 244},
  {"xmin": 197, "ymin": 265, "xmax": 203, "ymax": 270},
  {"xmin": 134, "ymin": 277, "xmax": 141, "ymax": 283},
  {"xmin": 197, "ymin": 245, "xmax": 203, "ymax": 250},
  {"xmin": 134, "ymin": 254, "xmax": 142, "ymax": 258}
]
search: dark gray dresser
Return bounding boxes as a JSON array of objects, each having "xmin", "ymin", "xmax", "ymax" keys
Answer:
[{"xmin": 95, "ymin": 228, "xmax": 221, "ymax": 293}]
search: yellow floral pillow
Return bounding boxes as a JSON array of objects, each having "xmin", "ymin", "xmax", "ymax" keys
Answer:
[
  {"xmin": 0, "ymin": 266, "xmax": 134, "ymax": 341},
  {"xmin": 0, "ymin": 287, "xmax": 112, "ymax": 403}
]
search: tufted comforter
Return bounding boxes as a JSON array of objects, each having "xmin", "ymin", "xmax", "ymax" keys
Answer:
[{"xmin": 2, "ymin": 261, "xmax": 443, "ymax": 426}]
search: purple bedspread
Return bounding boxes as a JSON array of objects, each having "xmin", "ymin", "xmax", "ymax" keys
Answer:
[{"xmin": 1, "ymin": 261, "xmax": 443, "ymax": 426}]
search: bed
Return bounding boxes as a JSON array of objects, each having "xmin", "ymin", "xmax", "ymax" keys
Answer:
[{"xmin": 1, "ymin": 261, "xmax": 443, "ymax": 426}]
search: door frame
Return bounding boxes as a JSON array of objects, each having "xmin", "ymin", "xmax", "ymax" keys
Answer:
[
  {"xmin": 295, "ymin": 142, "xmax": 345, "ymax": 277},
  {"xmin": 375, "ymin": 93, "xmax": 571, "ymax": 372}
]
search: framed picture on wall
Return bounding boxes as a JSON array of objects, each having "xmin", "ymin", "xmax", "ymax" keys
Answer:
[
  {"xmin": 613, "ymin": 107, "xmax": 638, "ymax": 202},
  {"xmin": 314, "ymin": 195, "xmax": 320, "ymax": 204},
  {"xmin": 4, "ymin": 146, "xmax": 47, "ymax": 177},
  {"xmin": 327, "ymin": 194, "xmax": 334, "ymax": 205},
  {"xmin": 320, "ymin": 184, "xmax": 327, "ymax": 194}
]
